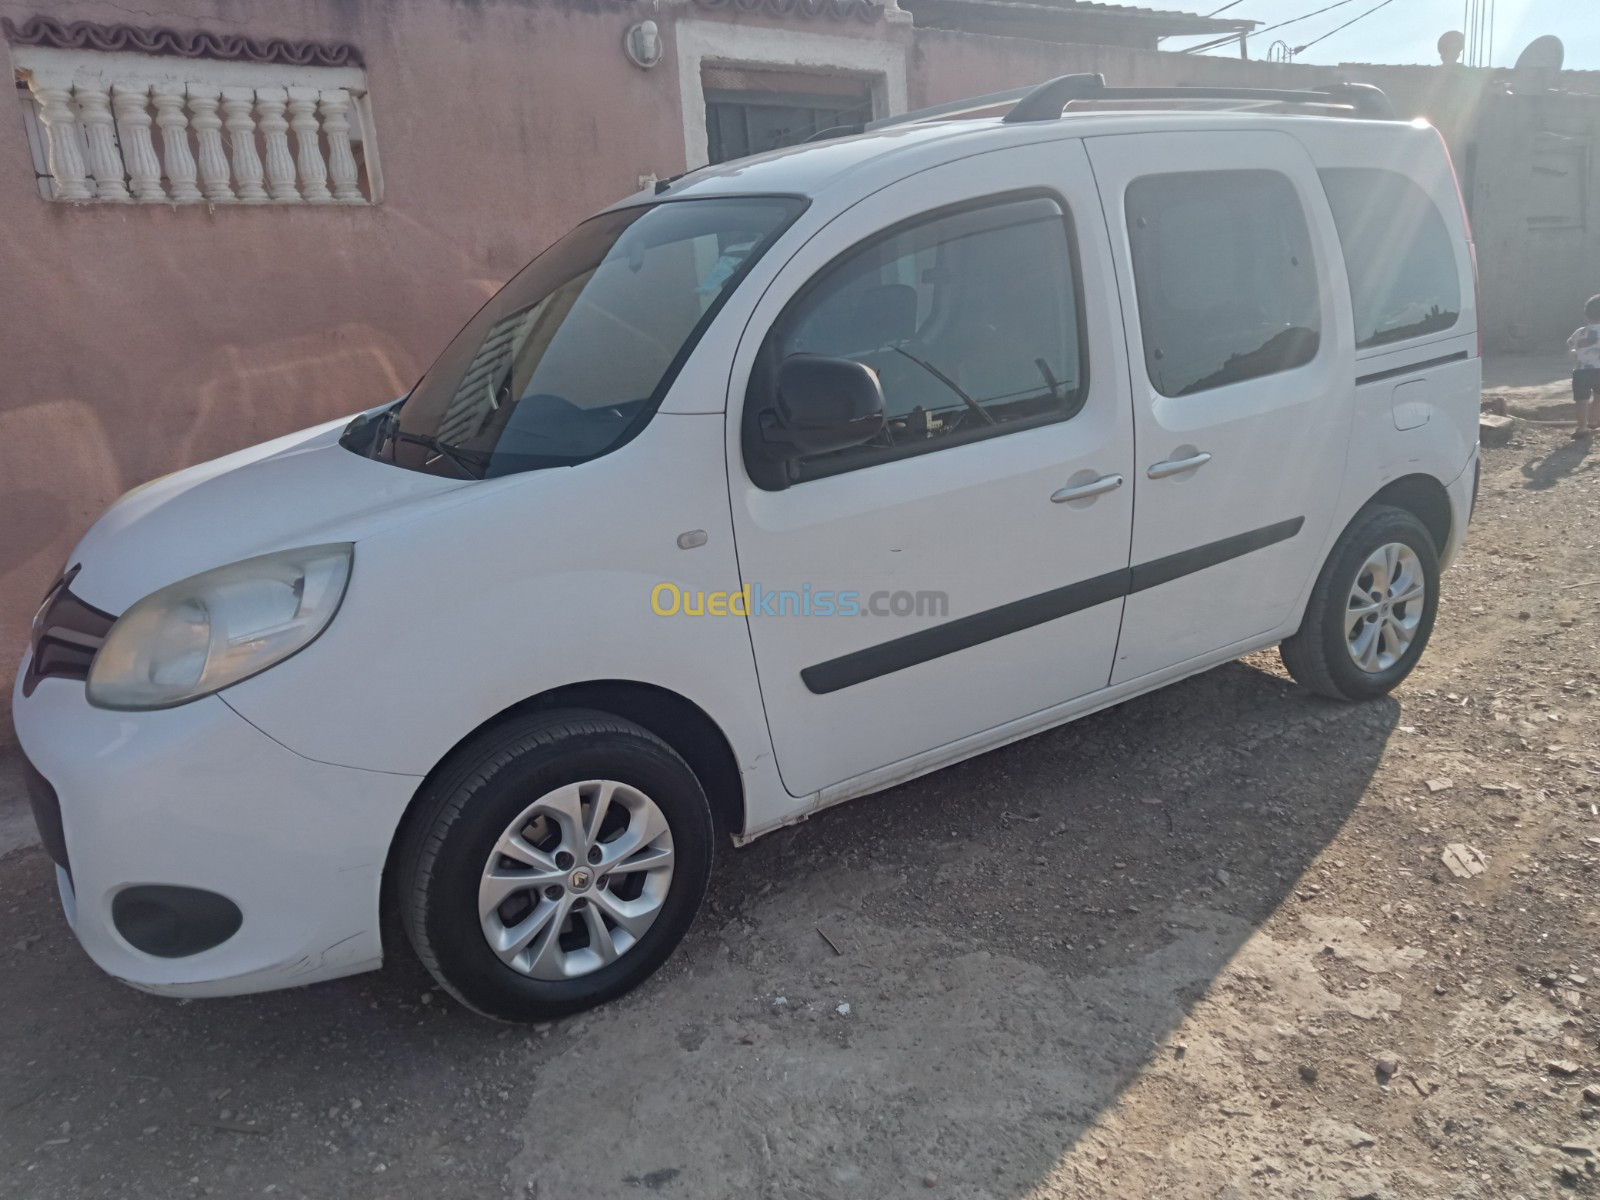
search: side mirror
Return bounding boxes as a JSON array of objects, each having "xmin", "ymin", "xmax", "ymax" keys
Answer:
[{"xmin": 759, "ymin": 355, "xmax": 886, "ymax": 460}]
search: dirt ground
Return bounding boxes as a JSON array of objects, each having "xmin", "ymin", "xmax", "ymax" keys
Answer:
[{"xmin": 1, "ymin": 357, "xmax": 1597, "ymax": 1200}]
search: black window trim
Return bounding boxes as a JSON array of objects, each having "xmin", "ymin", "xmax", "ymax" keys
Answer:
[
  {"xmin": 742, "ymin": 187, "xmax": 1092, "ymax": 490},
  {"xmin": 1354, "ymin": 349, "xmax": 1470, "ymax": 387}
]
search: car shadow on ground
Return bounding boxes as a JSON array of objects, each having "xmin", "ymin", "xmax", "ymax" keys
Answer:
[
  {"xmin": 1521, "ymin": 435, "xmax": 1593, "ymax": 490},
  {"xmin": 0, "ymin": 658, "xmax": 1395, "ymax": 1199}
]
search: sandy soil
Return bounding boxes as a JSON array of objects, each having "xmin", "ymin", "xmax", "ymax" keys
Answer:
[{"xmin": 1, "ymin": 360, "xmax": 1596, "ymax": 1199}]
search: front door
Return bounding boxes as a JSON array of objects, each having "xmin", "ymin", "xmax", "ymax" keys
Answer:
[
  {"xmin": 1083, "ymin": 131, "xmax": 1357, "ymax": 685},
  {"xmin": 726, "ymin": 141, "xmax": 1135, "ymax": 798}
]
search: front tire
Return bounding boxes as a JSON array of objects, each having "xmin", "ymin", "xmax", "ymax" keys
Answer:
[
  {"xmin": 1279, "ymin": 505, "xmax": 1440, "ymax": 701},
  {"xmin": 397, "ymin": 710, "xmax": 714, "ymax": 1022}
]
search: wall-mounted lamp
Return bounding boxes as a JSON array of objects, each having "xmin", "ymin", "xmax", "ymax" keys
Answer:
[{"xmin": 624, "ymin": 20, "xmax": 664, "ymax": 69}]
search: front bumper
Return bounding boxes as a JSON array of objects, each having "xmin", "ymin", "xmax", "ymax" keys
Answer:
[{"xmin": 11, "ymin": 667, "xmax": 422, "ymax": 997}]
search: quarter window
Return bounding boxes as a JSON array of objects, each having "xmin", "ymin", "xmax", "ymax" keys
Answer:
[
  {"xmin": 762, "ymin": 195, "xmax": 1087, "ymax": 481},
  {"xmin": 1320, "ymin": 168, "xmax": 1461, "ymax": 349},
  {"xmin": 1126, "ymin": 170, "xmax": 1321, "ymax": 397}
]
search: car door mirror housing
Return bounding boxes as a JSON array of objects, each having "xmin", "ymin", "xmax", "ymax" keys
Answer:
[{"xmin": 757, "ymin": 356, "xmax": 886, "ymax": 460}]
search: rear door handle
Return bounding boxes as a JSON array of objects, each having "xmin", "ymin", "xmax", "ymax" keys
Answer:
[
  {"xmin": 1147, "ymin": 451, "xmax": 1212, "ymax": 479},
  {"xmin": 1050, "ymin": 474, "xmax": 1124, "ymax": 503}
]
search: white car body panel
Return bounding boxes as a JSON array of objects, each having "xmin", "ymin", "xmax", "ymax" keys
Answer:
[
  {"xmin": 724, "ymin": 139, "xmax": 1135, "ymax": 797},
  {"xmin": 68, "ymin": 415, "xmax": 470, "ymax": 614},
  {"xmin": 1290, "ymin": 119, "xmax": 1483, "ymax": 572},
  {"xmin": 12, "ymin": 105, "xmax": 1483, "ymax": 998},
  {"xmin": 9, "ymin": 674, "xmax": 418, "ymax": 993},
  {"xmin": 1084, "ymin": 129, "xmax": 1359, "ymax": 684},
  {"xmin": 217, "ymin": 413, "xmax": 792, "ymax": 826}
]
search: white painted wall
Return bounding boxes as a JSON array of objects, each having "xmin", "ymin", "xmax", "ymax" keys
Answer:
[{"xmin": 672, "ymin": 19, "xmax": 909, "ymax": 169}]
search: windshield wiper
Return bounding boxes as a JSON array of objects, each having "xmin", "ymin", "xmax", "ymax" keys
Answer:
[
  {"xmin": 892, "ymin": 347, "xmax": 997, "ymax": 427},
  {"xmin": 390, "ymin": 430, "xmax": 490, "ymax": 478},
  {"xmin": 368, "ymin": 409, "xmax": 488, "ymax": 478}
]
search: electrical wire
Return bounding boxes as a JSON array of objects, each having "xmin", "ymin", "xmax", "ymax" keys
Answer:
[
  {"xmin": 1249, "ymin": 0, "xmax": 1363, "ymax": 36},
  {"xmin": 1182, "ymin": 0, "xmax": 1363, "ymax": 55},
  {"xmin": 1464, "ymin": 0, "xmax": 1497, "ymax": 67},
  {"xmin": 1153, "ymin": 0, "xmax": 1247, "ymax": 42},
  {"xmin": 1293, "ymin": 0, "xmax": 1399, "ymax": 53}
]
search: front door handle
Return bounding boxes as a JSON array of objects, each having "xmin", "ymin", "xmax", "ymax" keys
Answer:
[
  {"xmin": 1147, "ymin": 451, "xmax": 1212, "ymax": 479},
  {"xmin": 1051, "ymin": 473, "xmax": 1124, "ymax": 504}
]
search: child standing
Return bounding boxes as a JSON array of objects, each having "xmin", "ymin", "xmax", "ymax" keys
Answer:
[{"xmin": 1568, "ymin": 294, "xmax": 1600, "ymax": 439}]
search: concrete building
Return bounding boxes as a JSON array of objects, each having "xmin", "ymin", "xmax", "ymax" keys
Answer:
[{"xmin": 0, "ymin": 0, "xmax": 1595, "ymax": 740}]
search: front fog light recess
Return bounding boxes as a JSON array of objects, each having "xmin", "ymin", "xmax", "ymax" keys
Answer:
[{"xmin": 87, "ymin": 544, "xmax": 352, "ymax": 710}]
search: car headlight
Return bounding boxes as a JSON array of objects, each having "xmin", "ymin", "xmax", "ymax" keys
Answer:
[{"xmin": 87, "ymin": 544, "xmax": 352, "ymax": 710}]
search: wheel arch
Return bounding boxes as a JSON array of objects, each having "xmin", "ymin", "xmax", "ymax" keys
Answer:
[
  {"xmin": 1287, "ymin": 473, "xmax": 1453, "ymax": 648},
  {"xmin": 379, "ymin": 680, "xmax": 747, "ymax": 947},
  {"xmin": 1365, "ymin": 473, "xmax": 1452, "ymax": 557}
]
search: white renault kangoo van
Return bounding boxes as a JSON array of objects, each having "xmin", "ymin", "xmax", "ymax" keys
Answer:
[{"xmin": 16, "ymin": 75, "xmax": 1482, "ymax": 1019}]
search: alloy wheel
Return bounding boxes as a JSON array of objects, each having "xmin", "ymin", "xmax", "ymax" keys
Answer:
[
  {"xmin": 477, "ymin": 780, "xmax": 674, "ymax": 980},
  {"xmin": 1344, "ymin": 541, "xmax": 1426, "ymax": 674}
]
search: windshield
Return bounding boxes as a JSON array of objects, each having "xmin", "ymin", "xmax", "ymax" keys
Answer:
[{"xmin": 361, "ymin": 196, "xmax": 803, "ymax": 478}]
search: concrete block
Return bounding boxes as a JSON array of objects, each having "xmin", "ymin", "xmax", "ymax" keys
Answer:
[{"xmin": 1479, "ymin": 413, "xmax": 1517, "ymax": 447}]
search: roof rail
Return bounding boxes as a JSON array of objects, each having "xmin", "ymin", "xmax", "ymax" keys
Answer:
[
  {"xmin": 803, "ymin": 123, "xmax": 865, "ymax": 143},
  {"xmin": 806, "ymin": 74, "xmax": 1398, "ymax": 147},
  {"xmin": 861, "ymin": 84, "xmax": 1039, "ymax": 132},
  {"xmin": 1000, "ymin": 72, "xmax": 1396, "ymax": 123}
]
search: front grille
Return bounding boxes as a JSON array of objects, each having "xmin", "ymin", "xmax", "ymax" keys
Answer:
[{"xmin": 21, "ymin": 567, "xmax": 114, "ymax": 698}]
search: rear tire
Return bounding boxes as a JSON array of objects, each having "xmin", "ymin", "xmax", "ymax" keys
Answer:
[
  {"xmin": 397, "ymin": 709, "xmax": 714, "ymax": 1022},
  {"xmin": 1279, "ymin": 505, "xmax": 1440, "ymax": 701}
]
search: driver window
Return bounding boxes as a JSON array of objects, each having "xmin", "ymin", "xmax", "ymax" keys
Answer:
[{"xmin": 772, "ymin": 194, "xmax": 1087, "ymax": 481}]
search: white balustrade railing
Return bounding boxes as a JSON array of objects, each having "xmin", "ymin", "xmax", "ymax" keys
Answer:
[{"xmin": 12, "ymin": 45, "xmax": 379, "ymax": 205}]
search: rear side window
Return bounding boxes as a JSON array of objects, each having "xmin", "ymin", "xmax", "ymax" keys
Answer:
[
  {"xmin": 1126, "ymin": 170, "xmax": 1321, "ymax": 397},
  {"xmin": 1320, "ymin": 167, "xmax": 1461, "ymax": 349}
]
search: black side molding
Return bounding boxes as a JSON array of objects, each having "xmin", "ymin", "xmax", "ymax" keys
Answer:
[
  {"xmin": 800, "ymin": 517, "xmax": 1305, "ymax": 695},
  {"xmin": 801, "ymin": 568, "xmax": 1127, "ymax": 696},
  {"xmin": 1356, "ymin": 350, "xmax": 1470, "ymax": 387},
  {"xmin": 1129, "ymin": 517, "xmax": 1304, "ymax": 593}
]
